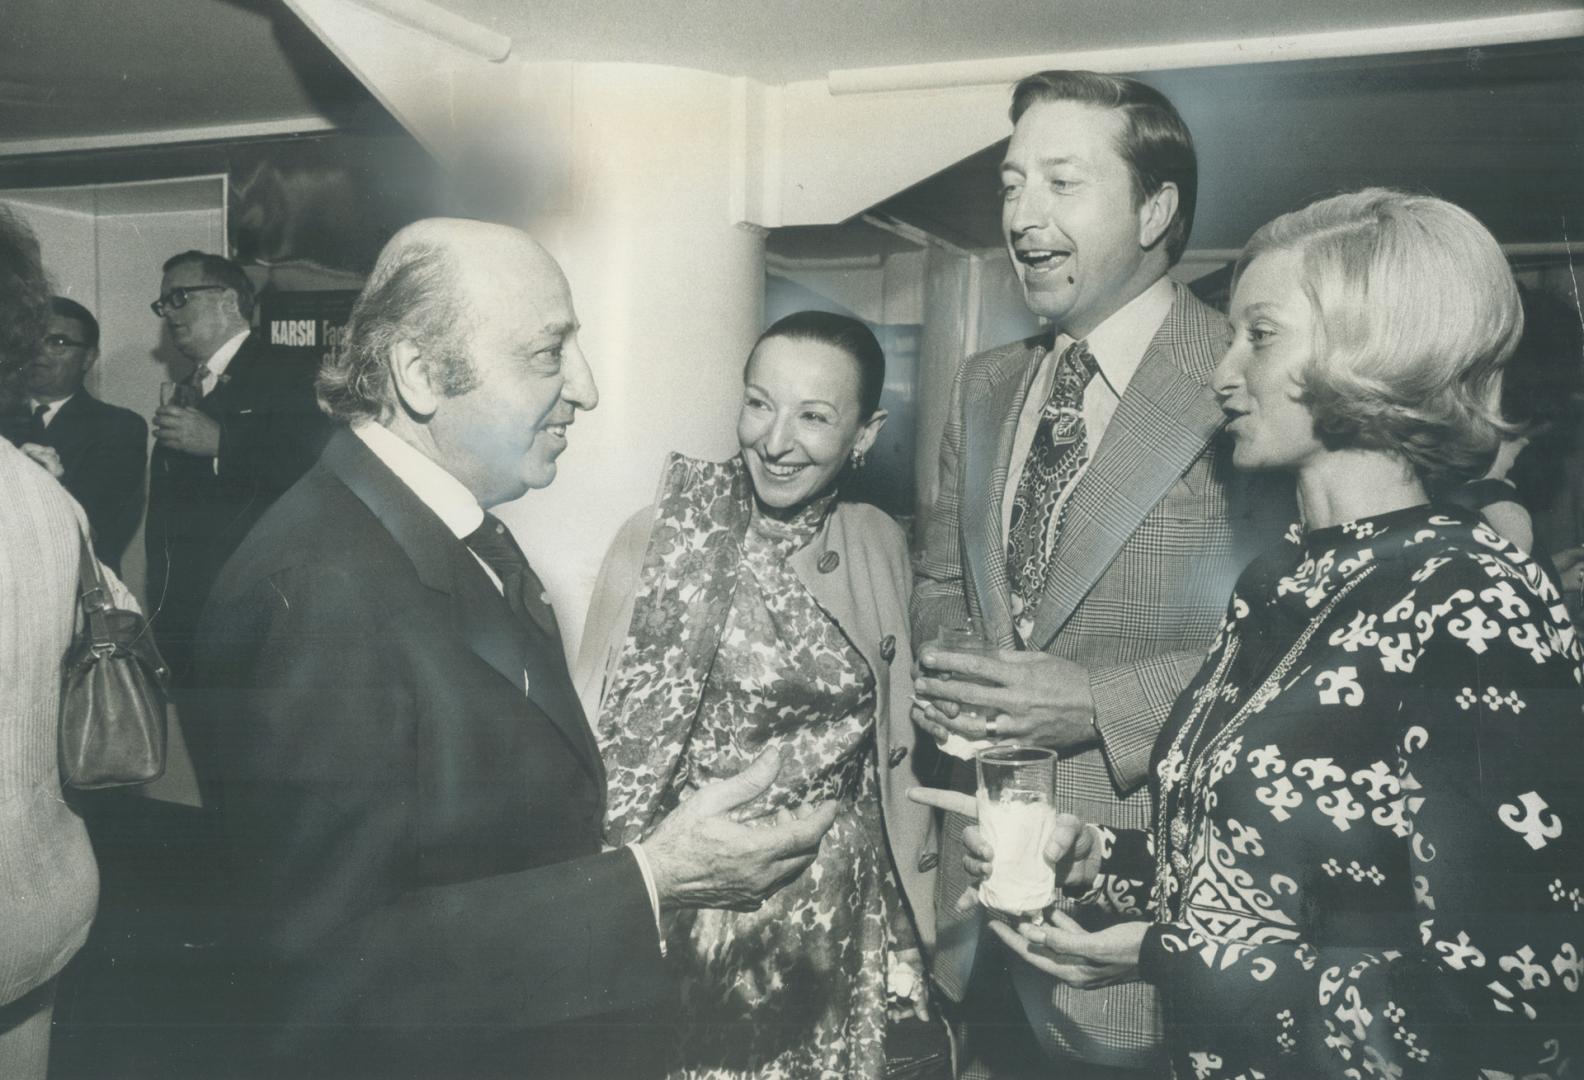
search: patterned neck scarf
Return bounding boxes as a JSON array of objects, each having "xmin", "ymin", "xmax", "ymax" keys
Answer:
[{"xmin": 598, "ymin": 455, "xmax": 836, "ymax": 847}]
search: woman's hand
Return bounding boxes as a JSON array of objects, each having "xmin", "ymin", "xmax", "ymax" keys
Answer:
[
  {"xmin": 886, "ymin": 946, "xmax": 931, "ymax": 1022},
  {"xmin": 19, "ymin": 442, "xmax": 63, "ymax": 480},
  {"xmin": 906, "ymin": 788, "xmax": 1103, "ymax": 898},
  {"xmin": 989, "ymin": 909, "xmax": 1147, "ymax": 989}
]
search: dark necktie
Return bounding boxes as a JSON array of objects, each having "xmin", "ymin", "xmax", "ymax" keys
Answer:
[
  {"xmin": 463, "ymin": 513, "xmax": 560, "ymax": 640},
  {"xmin": 26, "ymin": 402, "xmax": 49, "ymax": 444},
  {"xmin": 1006, "ymin": 339, "xmax": 1100, "ymax": 627},
  {"xmin": 187, "ymin": 361, "xmax": 212, "ymax": 398}
]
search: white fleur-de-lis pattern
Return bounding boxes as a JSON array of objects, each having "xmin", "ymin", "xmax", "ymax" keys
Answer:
[{"xmin": 1084, "ymin": 505, "xmax": 1583, "ymax": 1078}]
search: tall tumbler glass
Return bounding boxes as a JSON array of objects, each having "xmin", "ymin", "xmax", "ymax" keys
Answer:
[
  {"xmin": 975, "ymin": 745, "xmax": 1058, "ymax": 914},
  {"xmin": 928, "ymin": 616, "xmax": 998, "ymax": 757}
]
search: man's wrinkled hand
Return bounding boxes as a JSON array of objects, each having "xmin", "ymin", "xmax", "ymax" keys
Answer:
[
  {"xmin": 153, "ymin": 405, "xmax": 220, "ymax": 457},
  {"xmin": 914, "ymin": 646, "xmax": 1097, "ymax": 751},
  {"xmin": 642, "ymin": 748, "xmax": 839, "ymax": 913}
]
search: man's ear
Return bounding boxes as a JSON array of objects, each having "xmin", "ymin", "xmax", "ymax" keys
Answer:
[
  {"xmin": 1138, "ymin": 182, "xmax": 1179, "ymax": 252},
  {"xmin": 388, "ymin": 339, "xmax": 439, "ymax": 419},
  {"xmin": 82, "ymin": 348, "xmax": 99, "ymax": 375},
  {"xmin": 219, "ymin": 288, "xmax": 245, "ymax": 324}
]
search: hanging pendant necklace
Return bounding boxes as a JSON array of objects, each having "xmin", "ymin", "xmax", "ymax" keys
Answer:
[{"xmin": 1152, "ymin": 565, "xmax": 1377, "ymax": 918}]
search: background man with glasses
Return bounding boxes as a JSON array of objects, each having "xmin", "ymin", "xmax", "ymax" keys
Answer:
[
  {"xmin": 1, "ymin": 296, "xmax": 146, "ymax": 571},
  {"xmin": 146, "ymin": 250, "xmax": 329, "ymax": 688}
]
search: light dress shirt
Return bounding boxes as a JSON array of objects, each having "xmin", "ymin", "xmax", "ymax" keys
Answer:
[
  {"xmin": 198, "ymin": 329, "xmax": 250, "ymax": 397},
  {"xmin": 351, "ymin": 422, "xmax": 664, "ymax": 937},
  {"xmin": 27, "ymin": 394, "xmax": 74, "ymax": 428},
  {"xmin": 1001, "ymin": 275, "xmax": 1175, "ymax": 637}
]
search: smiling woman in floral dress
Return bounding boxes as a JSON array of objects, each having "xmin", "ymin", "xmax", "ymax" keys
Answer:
[
  {"xmin": 577, "ymin": 310, "xmax": 934, "ymax": 1079},
  {"xmin": 924, "ymin": 189, "xmax": 1584, "ymax": 1079}
]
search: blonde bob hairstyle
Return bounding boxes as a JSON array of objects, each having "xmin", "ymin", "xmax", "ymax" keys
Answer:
[{"xmin": 1233, "ymin": 188, "xmax": 1522, "ymax": 490}]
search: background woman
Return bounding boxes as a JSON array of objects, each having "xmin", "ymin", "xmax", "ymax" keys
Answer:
[
  {"xmin": 577, "ymin": 311, "xmax": 934, "ymax": 1078},
  {"xmin": 925, "ymin": 189, "xmax": 1584, "ymax": 1078},
  {"xmin": 0, "ymin": 207, "xmax": 101, "ymax": 1078}
]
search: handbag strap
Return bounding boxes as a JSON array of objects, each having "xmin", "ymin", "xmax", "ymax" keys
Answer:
[{"xmin": 74, "ymin": 526, "xmax": 115, "ymax": 654}]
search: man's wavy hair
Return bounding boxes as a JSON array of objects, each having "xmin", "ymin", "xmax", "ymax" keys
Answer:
[
  {"xmin": 0, "ymin": 206, "xmax": 50, "ymax": 379},
  {"xmin": 1010, "ymin": 70, "xmax": 1198, "ymax": 266},
  {"xmin": 1234, "ymin": 188, "xmax": 1521, "ymax": 491},
  {"xmin": 317, "ymin": 238, "xmax": 476, "ymax": 424}
]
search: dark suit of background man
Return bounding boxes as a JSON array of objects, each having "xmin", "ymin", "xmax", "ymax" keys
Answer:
[
  {"xmin": 145, "ymin": 251, "xmax": 329, "ymax": 685},
  {"xmin": 911, "ymin": 71, "xmax": 1283, "ymax": 1078},
  {"xmin": 0, "ymin": 296, "xmax": 145, "ymax": 570},
  {"xmin": 190, "ymin": 218, "xmax": 840, "ymax": 1080}
]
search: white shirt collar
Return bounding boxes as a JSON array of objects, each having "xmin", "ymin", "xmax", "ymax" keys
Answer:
[
  {"xmin": 352, "ymin": 421, "xmax": 485, "ymax": 540},
  {"xmin": 203, "ymin": 328, "xmax": 252, "ymax": 380},
  {"xmin": 28, "ymin": 394, "xmax": 75, "ymax": 426},
  {"xmin": 1054, "ymin": 275, "xmax": 1175, "ymax": 399}
]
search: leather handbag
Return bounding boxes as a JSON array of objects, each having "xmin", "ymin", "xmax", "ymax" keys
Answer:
[{"xmin": 59, "ymin": 529, "xmax": 170, "ymax": 789}]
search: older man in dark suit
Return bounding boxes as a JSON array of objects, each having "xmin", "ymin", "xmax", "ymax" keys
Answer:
[
  {"xmin": 2, "ymin": 297, "xmax": 145, "ymax": 570},
  {"xmin": 910, "ymin": 71, "xmax": 1284, "ymax": 1078},
  {"xmin": 146, "ymin": 251, "xmax": 329, "ymax": 684},
  {"xmin": 191, "ymin": 219, "xmax": 838, "ymax": 1080}
]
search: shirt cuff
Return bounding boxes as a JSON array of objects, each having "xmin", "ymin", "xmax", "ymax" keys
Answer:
[{"xmin": 627, "ymin": 842, "xmax": 666, "ymax": 957}]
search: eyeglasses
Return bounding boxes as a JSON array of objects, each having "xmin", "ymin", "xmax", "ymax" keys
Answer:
[
  {"xmin": 42, "ymin": 333, "xmax": 90, "ymax": 350},
  {"xmin": 151, "ymin": 285, "xmax": 226, "ymax": 317}
]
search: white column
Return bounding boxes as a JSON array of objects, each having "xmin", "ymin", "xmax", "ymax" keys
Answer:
[{"xmin": 499, "ymin": 64, "xmax": 767, "ymax": 655}]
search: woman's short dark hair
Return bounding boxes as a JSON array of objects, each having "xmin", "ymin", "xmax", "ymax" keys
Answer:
[
  {"xmin": 1010, "ymin": 70, "xmax": 1198, "ymax": 265},
  {"xmin": 162, "ymin": 250, "xmax": 257, "ymax": 320},
  {"xmin": 0, "ymin": 206, "xmax": 50, "ymax": 378},
  {"xmin": 1235, "ymin": 188, "xmax": 1521, "ymax": 491},
  {"xmin": 749, "ymin": 310, "xmax": 885, "ymax": 418}
]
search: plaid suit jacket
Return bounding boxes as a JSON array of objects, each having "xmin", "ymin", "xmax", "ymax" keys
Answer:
[{"xmin": 912, "ymin": 283, "xmax": 1282, "ymax": 1068}]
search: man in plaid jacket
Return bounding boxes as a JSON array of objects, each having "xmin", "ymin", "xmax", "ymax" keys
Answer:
[{"xmin": 910, "ymin": 71, "xmax": 1283, "ymax": 1078}]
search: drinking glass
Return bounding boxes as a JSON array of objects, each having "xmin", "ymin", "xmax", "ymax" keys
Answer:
[
  {"xmin": 928, "ymin": 616, "xmax": 996, "ymax": 725},
  {"xmin": 975, "ymin": 745, "xmax": 1058, "ymax": 914},
  {"xmin": 160, "ymin": 381, "xmax": 197, "ymax": 408}
]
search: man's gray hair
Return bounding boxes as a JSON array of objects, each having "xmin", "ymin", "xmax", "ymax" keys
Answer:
[{"xmin": 317, "ymin": 239, "xmax": 478, "ymax": 424}]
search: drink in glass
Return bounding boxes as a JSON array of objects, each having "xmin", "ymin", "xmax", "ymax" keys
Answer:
[
  {"xmin": 975, "ymin": 745, "xmax": 1058, "ymax": 914},
  {"xmin": 928, "ymin": 617, "xmax": 996, "ymax": 725}
]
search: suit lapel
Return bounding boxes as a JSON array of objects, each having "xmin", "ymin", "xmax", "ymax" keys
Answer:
[
  {"xmin": 1027, "ymin": 293, "xmax": 1228, "ymax": 650},
  {"xmin": 323, "ymin": 430, "xmax": 606, "ymax": 788},
  {"xmin": 962, "ymin": 343, "xmax": 1043, "ymax": 647}
]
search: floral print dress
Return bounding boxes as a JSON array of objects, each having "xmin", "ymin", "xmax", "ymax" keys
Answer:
[
  {"xmin": 1081, "ymin": 504, "xmax": 1583, "ymax": 1078},
  {"xmin": 595, "ymin": 456, "xmax": 907, "ymax": 1080},
  {"xmin": 662, "ymin": 495, "xmax": 899, "ymax": 1079}
]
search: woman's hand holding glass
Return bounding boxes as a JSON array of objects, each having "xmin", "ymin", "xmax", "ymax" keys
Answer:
[
  {"xmin": 990, "ymin": 915, "xmax": 1147, "ymax": 990},
  {"xmin": 907, "ymin": 785, "xmax": 1142, "ymax": 986},
  {"xmin": 905, "ymin": 787, "xmax": 1103, "ymax": 907}
]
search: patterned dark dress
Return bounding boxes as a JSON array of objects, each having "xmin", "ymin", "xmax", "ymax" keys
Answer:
[
  {"xmin": 1082, "ymin": 504, "xmax": 1584, "ymax": 1078},
  {"xmin": 596, "ymin": 459, "xmax": 906, "ymax": 1079}
]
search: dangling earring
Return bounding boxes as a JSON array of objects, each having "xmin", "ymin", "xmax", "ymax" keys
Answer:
[{"xmin": 849, "ymin": 447, "xmax": 866, "ymax": 469}]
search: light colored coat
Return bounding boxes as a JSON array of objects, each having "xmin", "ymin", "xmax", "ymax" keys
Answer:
[
  {"xmin": 913, "ymin": 283, "xmax": 1280, "ymax": 1068},
  {"xmin": 0, "ymin": 439, "xmax": 100, "ymax": 1077},
  {"xmin": 578, "ymin": 495, "xmax": 938, "ymax": 950}
]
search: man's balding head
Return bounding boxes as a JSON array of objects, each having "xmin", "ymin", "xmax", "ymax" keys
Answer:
[
  {"xmin": 321, "ymin": 217, "xmax": 596, "ymax": 504},
  {"xmin": 319, "ymin": 218, "xmax": 570, "ymax": 425}
]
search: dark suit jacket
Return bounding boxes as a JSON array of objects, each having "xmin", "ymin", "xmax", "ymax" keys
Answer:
[
  {"xmin": 146, "ymin": 333, "xmax": 330, "ymax": 681},
  {"xmin": 190, "ymin": 428, "xmax": 668, "ymax": 1079},
  {"xmin": 2, "ymin": 391, "xmax": 146, "ymax": 571}
]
